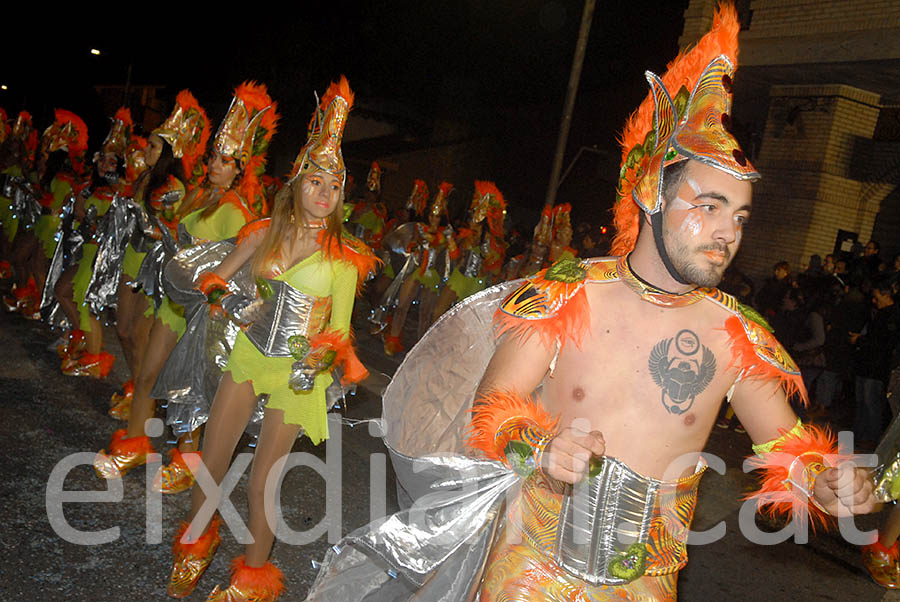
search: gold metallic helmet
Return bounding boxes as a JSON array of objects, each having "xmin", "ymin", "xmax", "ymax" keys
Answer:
[
  {"xmin": 42, "ymin": 109, "xmax": 89, "ymax": 175},
  {"xmin": 406, "ymin": 179, "xmax": 429, "ymax": 216},
  {"xmin": 11, "ymin": 111, "xmax": 37, "ymax": 164},
  {"xmin": 366, "ymin": 161, "xmax": 382, "ymax": 194},
  {"xmin": 100, "ymin": 107, "xmax": 133, "ymax": 160},
  {"xmin": 290, "ymin": 76, "xmax": 354, "ymax": 185},
  {"xmin": 612, "ymin": 3, "xmax": 758, "ymax": 256},
  {"xmin": 213, "ymin": 81, "xmax": 280, "ymax": 216},
  {"xmin": 430, "ymin": 181, "xmax": 453, "ymax": 219},
  {"xmin": 153, "ymin": 90, "xmax": 210, "ymax": 186}
]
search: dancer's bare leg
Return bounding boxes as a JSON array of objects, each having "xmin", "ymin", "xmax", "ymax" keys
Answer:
[
  {"xmin": 10, "ymin": 232, "xmax": 37, "ymax": 288},
  {"xmin": 244, "ymin": 408, "xmax": 302, "ymax": 566},
  {"xmin": 177, "ymin": 427, "xmax": 202, "ymax": 453},
  {"xmin": 388, "ymin": 277, "xmax": 419, "ymax": 340},
  {"xmin": 115, "ymin": 278, "xmax": 140, "ymax": 373},
  {"xmin": 431, "ymin": 285, "xmax": 458, "ymax": 325},
  {"xmin": 85, "ymin": 316, "xmax": 104, "ymax": 354},
  {"xmin": 54, "ymin": 265, "xmax": 79, "ymax": 327},
  {"xmin": 125, "ymin": 318, "xmax": 178, "ymax": 439},
  {"xmin": 188, "ymin": 373, "xmax": 257, "ymax": 534},
  {"xmin": 417, "ymin": 288, "xmax": 438, "ymax": 339}
]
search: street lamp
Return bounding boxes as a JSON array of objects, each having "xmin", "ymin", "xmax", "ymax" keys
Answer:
[{"xmin": 90, "ymin": 48, "xmax": 101, "ymax": 56}]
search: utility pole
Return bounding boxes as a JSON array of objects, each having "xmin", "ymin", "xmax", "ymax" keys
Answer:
[{"xmin": 543, "ymin": 0, "xmax": 595, "ymax": 210}]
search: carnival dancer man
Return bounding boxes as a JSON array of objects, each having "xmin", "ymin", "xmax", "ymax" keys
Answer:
[{"xmin": 306, "ymin": 5, "xmax": 877, "ymax": 601}]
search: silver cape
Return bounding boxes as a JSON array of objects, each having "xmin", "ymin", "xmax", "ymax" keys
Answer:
[
  {"xmin": 84, "ymin": 194, "xmax": 140, "ymax": 316},
  {"xmin": 151, "ymin": 239, "xmax": 255, "ymax": 437},
  {"xmin": 307, "ymin": 281, "xmax": 522, "ymax": 601}
]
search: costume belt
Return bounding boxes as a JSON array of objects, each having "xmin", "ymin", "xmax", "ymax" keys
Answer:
[
  {"xmin": 520, "ymin": 456, "xmax": 706, "ymax": 585},
  {"xmin": 243, "ymin": 279, "xmax": 331, "ymax": 357}
]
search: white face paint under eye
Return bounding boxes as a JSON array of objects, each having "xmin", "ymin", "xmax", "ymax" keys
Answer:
[
  {"xmin": 681, "ymin": 211, "xmax": 703, "ymax": 237},
  {"xmin": 301, "ymin": 179, "xmax": 316, "ymax": 197}
]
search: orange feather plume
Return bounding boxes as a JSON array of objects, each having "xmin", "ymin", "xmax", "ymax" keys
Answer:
[
  {"xmin": 113, "ymin": 107, "xmax": 133, "ymax": 127},
  {"xmin": 318, "ymin": 75, "xmax": 355, "ymax": 113},
  {"xmin": 611, "ymin": 3, "xmax": 740, "ymax": 255},
  {"xmin": 53, "ymin": 109, "xmax": 89, "ymax": 154}
]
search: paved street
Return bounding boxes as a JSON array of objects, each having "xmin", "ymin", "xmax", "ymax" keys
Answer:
[{"xmin": 1, "ymin": 298, "xmax": 899, "ymax": 601}]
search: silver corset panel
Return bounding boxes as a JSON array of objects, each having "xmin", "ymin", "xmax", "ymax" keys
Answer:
[
  {"xmin": 552, "ymin": 456, "xmax": 670, "ymax": 585},
  {"xmin": 244, "ymin": 279, "xmax": 329, "ymax": 358},
  {"xmin": 461, "ymin": 248, "xmax": 483, "ymax": 278}
]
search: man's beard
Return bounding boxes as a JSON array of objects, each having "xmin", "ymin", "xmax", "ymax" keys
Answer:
[{"xmin": 663, "ymin": 232, "xmax": 730, "ymax": 287}]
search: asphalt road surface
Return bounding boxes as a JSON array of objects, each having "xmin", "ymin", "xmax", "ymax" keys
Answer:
[{"xmin": 1, "ymin": 300, "xmax": 898, "ymax": 601}]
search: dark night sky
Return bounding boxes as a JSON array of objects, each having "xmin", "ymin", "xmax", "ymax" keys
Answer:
[{"xmin": 3, "ymin": 1, "xmax": 689, "ymax": 221}]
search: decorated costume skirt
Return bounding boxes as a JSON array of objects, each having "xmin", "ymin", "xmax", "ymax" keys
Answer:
[{"xmin": 225, "ymin": 330, "xmax": 331, "ymax": 445}]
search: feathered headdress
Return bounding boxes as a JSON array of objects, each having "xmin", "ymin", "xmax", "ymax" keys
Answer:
[
  {"xmin": 406, "ymin": 179, "xmax": 429, "ymax": 216},
  {"xmin": 366, "ymin": 161, "xmax": 382, "ymax": 194},
  {"xmin": 153, "ymin": 90, "xmax": 211, "ymax": 187},
  {"xmin": 214, "ymin": 81, "xmax": 280, "ymax": 216},
  {"xmin": 611, "ymin": 3, "xmax": 758, "ymax": 255},
  {"xmin": 43, "ymin": 109, "xmax": 89, "ymax": 175},
  {"xmin": 11, "ymin": 111, "xmax": 37, "ymax": 163},
  {"xmin": 430, "ymin": 181, "xmax": 453, "ymax": 218},
  {"xmin": 124, "ymin": 135, "xmax": 148, "ymax": 187},
  {"xmin": 289, "ymin": 76, "xmax": 354, "ymax": 184},
  {"xmin": 101, "ymin": 107, "xmax": 133, "ymax": 159},
  {"xmin": 471, "ymin": 180, "xmax": 507, "ymax": 236}
]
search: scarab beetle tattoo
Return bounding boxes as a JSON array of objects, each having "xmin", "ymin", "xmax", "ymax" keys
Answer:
[{"xmin": 648, "ymin": 329, "xmax": 716, "ymax": 414}]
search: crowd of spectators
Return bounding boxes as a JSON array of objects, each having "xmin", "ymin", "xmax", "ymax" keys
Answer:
[{"xmin": 718, "ymin": 242, "xmax": 900, "ymax": 451}]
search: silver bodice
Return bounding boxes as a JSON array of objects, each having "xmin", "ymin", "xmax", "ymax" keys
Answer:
[
  {"xmin": 243, "ymin": 279, "xmax": 331, "ymax": 358},
  {"xmin": 553, "ymin": 456, "xmax": 706, "ymax": 585}
]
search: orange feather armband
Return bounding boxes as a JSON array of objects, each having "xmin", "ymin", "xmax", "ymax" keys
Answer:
[
  {"xmin": 467, "ymin": 391, "xmax": 558, "ymax": 477},
  {"xmin": 195, "ymin": 272, "xmax": 229, "ymax": 304},
  {"xmin": 745, "ymin": 420, "xmax": 849, "ymax": 531},
  {"xmin": 287, "ymin": 329, "xmax": 368, "ymax": 393}
]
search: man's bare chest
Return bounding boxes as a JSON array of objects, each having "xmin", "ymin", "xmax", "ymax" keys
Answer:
[{"xmin": 542, "ymin": 288, "xmax": 736, "ymax": 431}]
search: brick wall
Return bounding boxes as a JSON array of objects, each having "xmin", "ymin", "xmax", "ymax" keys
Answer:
[
  {"xmin": 739, "ymin": 84, "xmax": 887, "ymax": 277},
  {"xmin": 742, "ymin": 0, "xmax": 900, "ymax": 39}
]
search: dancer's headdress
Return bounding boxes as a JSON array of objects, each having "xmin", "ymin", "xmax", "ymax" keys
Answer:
[
  {"xmin": 406, "ymin": 179, "xmax": 429, "ymax": 216},
  {"xmin": 429, "ymin": 181, "xmax": 453, "ymax": 219},
  {"xmin": 471, "ymin": 180, "xmax": 506, "ymax": 236},
  {"xmin": 213, "ymin": 81, "xmax": 279, "ymax": 216},
  {"xmin": 612, "ymin": 3, "xmax": 758, "ymax": 256},
  {"xmin": 11, "ymin": 111, "xmax": 37, "ymax": 164},
  {"xmin": 125, "ymin": 135, "xmax": 148, "ymax": 187},
  {"xmin": 289, "ymin": 76, "xmax": 354, "ymax": 186},
  {"xmin": 366, "ymin": 161, "xmax": 382, "ymax": 194},
  {"xmin": 43, "ymin": 109, "xmax": 89, "ymax": 175},
  {"xmin": 552, "ymin": 202, "xmax": 571, "ymax": 233},
  {"xmin": 100, "ymin": 107, "xmax": 133, "ymax": 160},
  {"xmin": 153, "ymin": 90, "xmax": 210, "ymax": 186}
]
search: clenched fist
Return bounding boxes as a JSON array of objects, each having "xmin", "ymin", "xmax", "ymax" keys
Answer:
[
  {"xmin": 813, "ymin": 463, "xmax": 878, "ymax": 517},
  {"xmin": 542, "ymin": 426, "xmax": 605, "ymax": 484}
]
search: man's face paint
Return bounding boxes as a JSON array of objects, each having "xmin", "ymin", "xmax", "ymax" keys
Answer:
[{"xmin": 661, "ymin": 162, "xmax": 752, "ymax": 287}]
